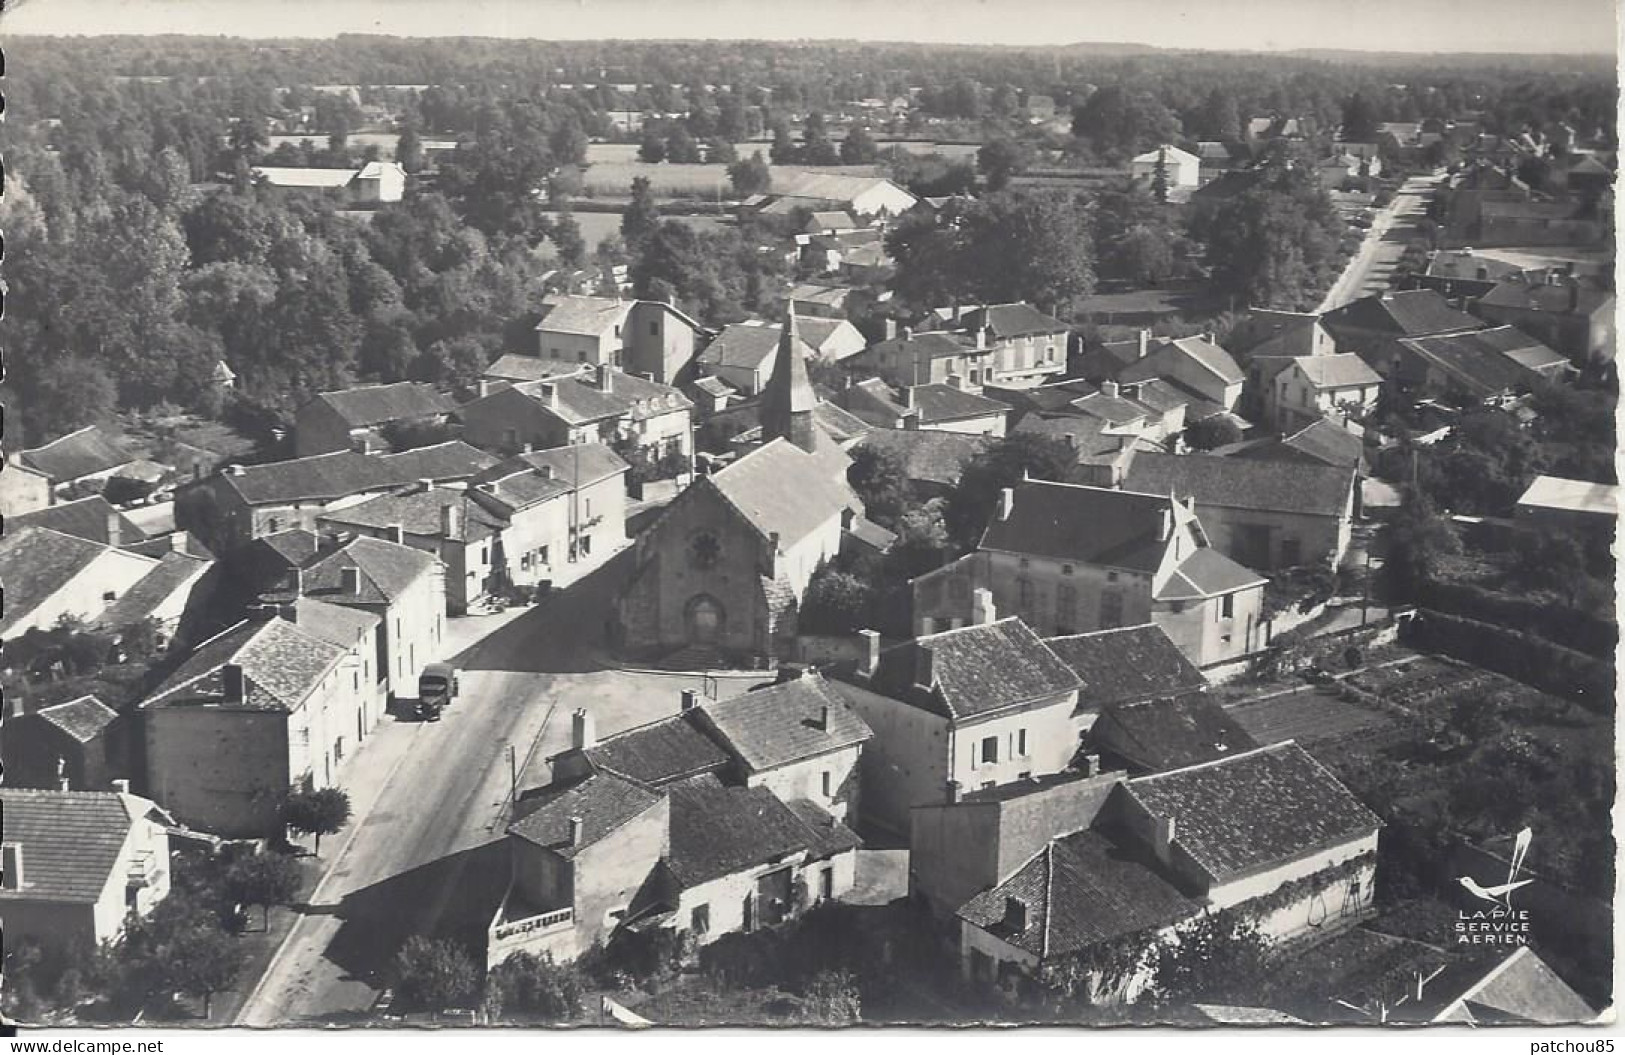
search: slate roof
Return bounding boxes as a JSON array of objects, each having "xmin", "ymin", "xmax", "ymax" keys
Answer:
[
  {"xmin": 810, "ymin": 401, "xmax": 874, "ymax": 445},
  {"xmin": 378, "ymin": 441, "xmax": 500, "ymax": 482},
  {"xmin": 34, "ymin": 696, "xmax": 119, "ymax": 743},
  {"xmin": 1290, "ymin": 353, "xmax": 1382, "ymax": 389},
  {"xmin": 806, "ymin": 209, "xmax": 859, "ymax": 230},
  {"xmin": 1095, "ymin": 693, "xmax": 1259, "ymax": 772},
  {"xmin": 1043, "ymin": 625, "xmax": 1209, "ymax": 709},
  {"xmin": 700, "ymin": 674, "xmax": 872, "ymax": 772},
  {"xmin": 1123, "ymin": 742, "xmax": 1381, "ymax": 883},
  {"xmin": 509, "ymin": 772, "xmax": 664, "ymax": 860},
  {"xmin": 534, "ymin": 295, "xmax": 633, "ymax": 336},
  {"xmin": 321, "ymin": 485, "xmax": 505, "ymax": 543},
  {"xmin": 6, "ymin": 495, "xmax": 148, "ymax": 546},
  {"xmin": 843, "ymin": 379, "xmax": 1009, "ymax": 427},
  {"xmin": 301, "ymin": 535, "xmax": 438, "ymax": 606},
  {"xmin": 309, "ymin": 382, "xmax": 455, "ymax": 428},
  {"xmin": 793, "ymin": 315, "xmax": 859, "ymax": 356},
  {"xmin": 0, "ymin": 789, "xmax": 161, "ymax": 903},
  {"xmin": 859, "ymin": 617, "xmax": 1081, "ymax": 722},
  {"xmin": 0, "ymin": 527, "xmax": 130, "ymax": 635},
  {"xmin": 142, "ymin": 616, "xmax": 347, "ymax": 712},
  {"xmin": 1125, "ymin": 452, "xmax": 1354, "ymax": 518},
  {"xmin": 219, "ymin": 451, "xmax": 411, "ymax": 506},
  {"xmin": 851, "ymin": 429, "xmax": 995, "ymax": 489},
  {"xmin": 981, "ymin": 480, "xmax": 1173, "ymax": 572},
  {"xmin": 94, "ymin": 552, "xmax": 210, "ymax": 629},
  {"xmin": 957, "ymin": 829, "xmax": 1198, "ymax": 958},
  {"xmin": 582, "ymin": 711, "xmax": 732, "ymax": 787},
  {"xmin": 1321, "ymin": 290, "xmax": 1485, "ymax": 337},
  {"xmin": 1155, "ymin": 547, "xmax": 1269, "ymax": 601},
  {"xmin": 958, "ymin": 303, "xmax": 1070, "ymax": 339},
  {"xmin": 707, "ymin": 439, "xmax": 851, "ymax": 549},
  {"xmin": 19, "ymin": 427, "xmax": 135, "ymax": 483},
  {"xmin": 664, "ymin": 775, "xmax": 860, "ymax": 889}
]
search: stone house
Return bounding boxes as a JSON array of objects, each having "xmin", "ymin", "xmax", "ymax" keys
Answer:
[
  {"xmin": 839, "ymin": 379, "xmax": 1010, "ymax": 437},
  {"xmin": 253, "ymin": 161, "xmax": 407, "ymax": 203},
  {"xmin": 1117, "ymin": 334, "xmax": 1245, "ymax": 414},
  {"xmin": 1, "ymin": 697, "xmax": 124, "ymax": 793},
  {"xmin": 1266, "ymin": 354, "xmax": 1383, "ymax": 433},
  {"xmin": 529, "ymin": 294, "xmax": 707, "ymax": 385},
  {"xmin": 174, "ymin": 451, "xmax": 411, "ymax": 553},
  {"xmin": 0, "ymin": 453, "xmax": 53, "ymax": 518},
  {"xmin": 1320, "ymin": 290, "xmax": 1487, "ymax": 377},
  {"xmin": 0, "ymin": 527, "xmax": 164, "ymax": 638},
  {"xmin": 0, "ymin": 788, "xmax": 174, "ymax": 952},
  {"xmin": 697, "ymin": 321, "xmax": 818, "ymax": 396},
  {"xmin": 1393, "ymin": 327, "xmax": 1572, "ymax": 405},
  {"xmin": 1130, "ymin": 144, "xmax": 1202, "ymax": 188},
  {"xmin": 293, "ymin": 382, "xmax": 456, "ymax": 458},
  {"xmin": 456, "ymin": 366, "xmax": 693, "ymax": 464},
  {"xmin": 7, "ymin": 495, "xmax": 149, "ymax": 547},
  {"xmin": 321, "ymin": 485, "xmax": 506, "ymax": 615},
  {"xmin": 924, "ymin": 303, "xmax": 1073, "ymax": 389},
  {"xmin": 466, "ymin": 444, "xmax": 630, "ymax": 587}
]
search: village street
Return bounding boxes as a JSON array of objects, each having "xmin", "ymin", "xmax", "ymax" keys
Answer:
[
  {"xmin": 235, "ymin": 547, "xmax": 759, "ymax": 1026},
  {"xmin": 1317, "ymin": 172, "xmax": 1446, "ymax": 312}
]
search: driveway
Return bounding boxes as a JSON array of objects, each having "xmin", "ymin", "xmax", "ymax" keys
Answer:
[{"xmin": 1318, "ymin": 174, "xmax": 1445, "ymax": 312}]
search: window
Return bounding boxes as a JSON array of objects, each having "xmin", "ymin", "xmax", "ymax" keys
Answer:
[
  {"xmin": 1061, "ymin": 564, "xmax": 1074, "ymax": 576},
  {"xmin": 981, "ymin": 736, "xmax": 998, "ymax": 764},
  {"xmin": 1099, "ymin": 590, "xmax": 1124, "ymax": 629},
  {"xmin": 1106, "ymin": 571, "xmax": 1119, "ymax": 583},
  {"xmin": 538, "ymin": 544, "xmax": 550, "ymax": 566},
  {"xmin": 820, "ymin": 867, "xmax": 834, "ymax": 901},
  {"xmin": 585, "ymin": 498, "xmax": 592, "ymax": 518},
  {"xmin": 821, "ymin": 771, "xmax": 832, "ymax": 798},
  {"xmin": 577, "ymin": 350, "xmax": 587, "ymax": 362},
  {"xmin": 691, "ymin": 904, "xmax": 710, "ymax": 936},
  {"xmin": 1, "ymin": 843, "xmax": 19, "ymax": 890},
  {"xmin": 103, "ymin": 591, "xmax": 117, "ymax": 602},
  {"xmin": 520, "ymin": 552, "xmax": 532, "ymax": 571},
  {"xmin": 1056, "ymin": 583, "xmax": 1077, "ymax": 634},
  {"xmin": 267, "ymin": 517, "xmax": 282, "ymax": 534},
  {"xmin": 1017, "ymin": 578, "xmax": 1035, "ymax": 618},
  {"xmin": 1221, "ymin": 593, "xmax": 1235, "ymax": 619},
  {"xmin": 1017, "ymin": 728, "xmax": 1028, "ymax": 757},
  {"xmin": 1281, "ymin": 538, "xmax": 1303, "ymax": 566},
  {"xmin": 649, "ymin": 321, "xmax": 659, "ymax": 337}
]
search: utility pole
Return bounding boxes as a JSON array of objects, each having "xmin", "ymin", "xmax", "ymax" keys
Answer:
[{"xmin": 508, "ymin": 743, "xmax": 518, "ymax": 809}]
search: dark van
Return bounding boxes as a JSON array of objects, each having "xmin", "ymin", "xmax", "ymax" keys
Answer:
[{"xmin": 417, "ymin": 662, "xmax": 459, "ymax": 721}]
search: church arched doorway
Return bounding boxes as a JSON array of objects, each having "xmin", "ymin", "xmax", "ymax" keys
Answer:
[{"xmin": 684, "ymin": 594, "xmax": 726, "ymax": 645}]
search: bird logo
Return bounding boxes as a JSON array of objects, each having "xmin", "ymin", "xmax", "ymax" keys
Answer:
[{"xmin": 1457, "ymin": 826, "xmax": 1534, "ymax": 911}]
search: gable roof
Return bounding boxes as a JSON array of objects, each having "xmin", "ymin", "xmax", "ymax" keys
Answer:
[
  {"xmin": 252, "ymin": 165, "xmax": 360, "ymax": 189},
  {"xmin": 810, "ymin": 401, "xmax": 874, "ymax": 445},
  {"xmin": 308, "ymin": 382, "xmax": 455, "ymax": 429},
  {"xmin": 509, "ymin": 772, "xmax": 664, "ymax": 860},
  {"xmin": 278, "ymin": 597, "xmax": 381, "ymax": 650},
  {"xmin": 0, "ymin": 527, "xmax": 140, "ymax": 635},
  {"xmin": 1398, "ymin": 328, "xmax": 1558, "ymax": 397},
  {"xmin": 378, "ymin": 441, "xmax": 500, "ymax": 482},
  {"xmin": 958, "ymin": 303, "xmax": 1071, "ymax": 339},
  {"xmin": 1154, "ymin": 546, "xmax": 1269, "ymax": 601},
  {"xmin": 1132, "ymin": 144, "xmax": 1202, "ymax": 167},
  {"xmin": 0, "ymin": 789, "xmax": 161, "ymax": 903},
  {"xmin": 775, "ymin": 172, "xmax": 915, "ymax": 208},
  {"xmin": 581, "ymin": 711, "xmax": 732, "ymax": 787},
  {"xmin": 981, "ymin": 480, "xmax": 1173, "ymax": 572},
  {"xmin": 7, "ymin": 495, "xmax": 148, "ymax": 546},
  {"xmin": 301, "ymin": 535, "xmax": 438, "ymax": 606},
  {"xmin": 1322, "ymin": 290, "xmax": 1485, "ymax": 337},
  {"xmin": 534, "ymin": 295, "xmax": 633, "ymax": 337},
  {"xmin": 94, "ymin": 551, "xmax": 210, "ymax": 630},
  {"xmin": 1517, "ymin": 474, "xmax": 1619, "ymax": 516},
  {"xmin": 700, "ymin": 674, "xmax": 872, "ymax": 773},
  {"xmin": 706, "ymin": 439, "xmax": 851, "ymax": 549},
  {"xmin": 34, "ymin": 696, "xmax": 119, "ymax": 744},
  {"xmin": 491, "ymin": 371, "xmax": 692, "ymax": 427},
  {"xmin": 1125, "ymin": 452, "xmax": 1354, "ymax": 519},
  {"xmin": 792, "ymin": 315, "xmax": 860, "ymax": 356},
  {"xmin": 1043, "ymin": 625, "xmax": 1208, "ymax": 710},
  {"xmin": 482, "ymin": 355, "xmax": 591, "ymax": 384},
  {"xmin": 1119, "ymin": 336, "xmax": 1244, "ymax": 387},
  {"xmin": 858, "ymin": 617, "xmax": 1081, "ymax": 722},
  {"xmin": 19, "ymin": 427, "xmax": 134, "ymax": 483},
  {"xmin": 664, "ymin": 775, "xmax": 860, "ymax": 889},
  {"xmin": 1477, "ymin": 281, "xmax": 1614, "ymax": 317},
  {"xmin": 1290, "ymin": 353, "xmax": 1383, "ymax": 389},
  {"xmin": 321, "ymin": 484, "xmax": 505, "ymax": 543},
  {"xmin": 1094, "ymin": 693, "xmax": 1259, "ymax": 773},
  {"xmin": 1423, "ymin": 947, "xmax": 1596, "ymax": 1024},
  {"xmin": 957, "ymin": 828, "xmax": 1198, "ymax": 958},
  {"xmin": 864, "ymin": 330, "xmax": 978, "ymax": 364},
  {"xmin": 1279, "ymin": 419, "xmax": 1368, "ymax": 469},
  {"xmin": 843, "ymin": 379, "xmax": 1010, "ymax": 428},
  {"xmin": 141, "ymin": 616, "xmax": 347, "ymax": 712},
  {"xmin": 700, "ymin": 322, "xmax": 807, "ymax": 372},
  {"xmin": 216, "ymin": 451, "xmax": 411, "ymax": 506},
  {"xmin": 1122, "ymin": 741, "xmax": 1381, "ymax": 883}
]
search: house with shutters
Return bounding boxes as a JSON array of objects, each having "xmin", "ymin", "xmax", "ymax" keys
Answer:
[
  {"xmin": 1123, "ymin": 452, "xmax": 1358, "ymax": 572},
  {"xmin": 456, "ymin": 365, "xmax": 693, "ymax": 465},
  {"xmin": 527, "ymin": 294, "xmax": 707, "ymax": 385},
  {"xmin": 293, "ymin": 382, "xmax": 457, "ymax": 457},
  {"xmin": 0, "ymin": 788, "xmax": 175, "ymax": 952},
  {"xmin": 322, "ymin": 484, "xmax": 504, "ymax": 614},
  {"xmin": 466, "ymin": 444, "xmax": 630, "ymax": 588},
  {"xmin": 139, "ymin": 604, "xmax": 383, "ymax": 837},
  {"xmin": 922, "ymin": 303, "xmax": 1073, "ymax": 389},
  {"xmin": 175, "ymin": 451, "xmax": 412, "ymax": 552},
  {"xmin": 910, "ymin": 480, "xmax": 1266, "ymax": 668},
  {"xmin": 1117, "ymin": 334, "xmax": 1246, "ymax": 415}
]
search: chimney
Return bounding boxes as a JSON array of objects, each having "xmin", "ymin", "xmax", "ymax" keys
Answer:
[
  {"xmin": 817, "ymin": 704, "xmax": 831, "ymax": 731},
  {"xmin": 901, "ymin": 325, "xmax": 913, "ymax": 341},
  {"xmin": 568, "ymin": 816, "xmax": 584, "ymax": 846},
  {"xmin": 110, "ymin": 778, "xmax": 132, "ymax": 795},
  {"xmin": 914, "ymin": 644, "xmax": 935, "ymax": 691},
  {"xmin": 945, "ymin": 779, "xmax": 961, "ymax": 805},
  {"xmin": 1568, "ymin": 281, "xmax": 1580, "ymax": 313},
  {"xmin": 571, "ymin": 708, "xmax": 597, "ymax": 750},
  {"xmin": 106, "ymin": 511, "xmax": 122, "ymax": 548},
  {"xmin": 975, "ymin": 326, "xmax": 987, "ymax": 350},
  {"xmin": 1137, "ymin": 329, "xmax": 1150, "ymax": 359},
  {"xmin": 1062, "ymin": 431, "xmax": 1078, "ymax": 451},
  {"xmin": 1081, "ymin": 753, "xmax": 1102, "ymax": 777},
  {"xmin": 858, "ymin": 628, "xmax": 881, "ymax": 676},
  {"xmin": 680, "ymin": 688, "xmax": 699, "ymax": 712},
  {"xmin": 539, "ymin": 382, "xmax": 560, "ymax": 409},
  {"xmin": 1003, "ymin": 896, "xmax": 1029, "ymax": 933},
  {"xmin": 766, "ymin": 532, "xmax": 781, "ymax": 578},
  {"xmin": 385, "ymin": 524, "xmax": 405, "ymax": 545},
  {"xmin": 1202, "ymin": 331, "xmax": 1215, "ymax": 346},
  {"xmin": 222, "ymin": 663, "xmax": 246, "ymax": 704},
  {"xmin": 902, "ymin": 409, "xmax": 921, "ymax": 431},
  {"xmin": 477, "ymin": 379, "xmax": 494, "ymax": 398},
  {"xmin": 280, "ymin": 601, "xmax": 299, "ymax": 624},
  {"xmin": 1101, "ymin": 380, "xmax": 1119, "ymax": 399},
  {"xmin": 1159, "ymin": 506, "xmax": 1173, "ymax": 541},
  {"xmin": 982, "ymin": 324, "xmax": 995, "ymax": 349},
  {"xmin": 225, "ymin": 463, "xmax": 246, "ymax": 476},
  {"xmin": 170, "ymin": 532, "xmax": 188, "ymax": 554},
  {"xmin": 902, "ymin": 386, "xmax": 915, "ymax": 410},
  {"xmin": 536, "ymin": 463, "xmax": 553, "ymax": 480},
  {"xmin": 1476, "ymin": 266, "xmax": 1489, "ymax": 281},
  {"xmin": 997, "ymin": 487, "xmax": 1015, "ymax": 521},
  {"xmin": 884, "ymin": 318, "xmax": 898, "ymax": 340},
  {"xmin": 596, "ymin": 363, "xmax": 613, "ymax": 392},
  {"xmin": 971, "ymin": 587, "xmax": 996, "ymax": 626},
  {"xmin": 441, "ymin": 501, "xmax": 462, "ymax": 539},
  {"xmin": 341, "ymin": 566, "xmax": 362, "ymax": 595},
  {"xmin": 418, "ymin": 477, "xmax": 435, "ymax": 493}
]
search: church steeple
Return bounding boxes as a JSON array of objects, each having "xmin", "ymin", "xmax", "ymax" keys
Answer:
[{"xmin": 760, "ymin": 312, "xmax": 819, "ymax": 454}]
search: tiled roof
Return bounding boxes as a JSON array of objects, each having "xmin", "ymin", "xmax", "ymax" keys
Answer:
[
  {"xmin": 321, "ymin": 485, "xmax": 505, "ymax": 543},
  {"xmin": 1094, "ymin": 693, "xmax": 1259, "ymax": 772},
  {"xmin": 851, "ymin": 429, "xmax": 995, "ymax": 488},
  {"xmin": 7, "ymin": 495, "xmax": 149, "ymax": 546},
  {"xmin": 378, "ymin": 441, "xmax": 500, "ymax": 482},
  {"xmin": 958, "ymin": 829, "xmax": 1198, "ymax": 958},
  {"xmin": 1322, "ymin": 290, "xmax": 1485, "ymax": 337},
  {"xmin": 0, "ymin": 789, "xmax": 155, "ymax": 903},
  {"xmin": 1279, "ymin": 419, "xmax": 1367, "ymax": 469},
  {"xmin": 859, "ymin": 617, "xmax": 1081, "ymax": 722},
  {"xmin": 1155, "ymin": 546, "xmax": 1269, "ymax": 601},
  {"xmin": 1478, "ymin": 281, "xmax": 1614, "ymax": 317},
  {"xmin": 1125, "ymin": 452, "xmax": 1354, "ymax": 518},
  {"xmin": 125, "ymin": 531, "xmax": 214, "ymax": 561},
  {"xmin": 534, "ymin": 295, "xmax": 633, "ymax": 336},
  {"xmin": 311, "ymin": 382, "xmax": 455, "ymax": 428},
  {"xmin": 692, "ymin": 376, "xmax": 736, "ymax": 399},
  {"xmin": 708, "ymin": 439, "xmax": 851, "ymax": 549},
  {"xmin": 501, "ymin": 371, "xmax": 692, "ymax": 426},
  {"xmin": 807, "ymin": 209, "xmax": 858, "ymax": 229},
  {"xmin": 793, "ymin": 316, "xmax": 857, "ymax": 355},
  {"xmin": 959, "ymin": 302, "xmax": 1070, "ymax": 339},
  {"xmin": 472, "ymin": 444, "xmax": 629, "ymax": 505},
  {"xmin": 302, "ymin": 535, "xmax": 437, "ymax": 606},
  {"xmin": 1119, "ymin": 337, "xmax": 1244, "ymax": 387},
  {"xmin": 252, "ymin": 166, "xmax": 357, "ymax": 188},
  {"xmin": 1043, "ymin": 625, "xmax": 1208, "ymax": 709},
  {"xmin": 1398, "ymin": 330, "xmax": 1554, "ymax": 397},
  {"xmin": 1424, "ymin": 251, "xmax": 1528, "ymax": 283},
  {"xmin": 700, "ymin": 674, "xmax": 872, "ymax": 772},
  {"xmin": 810, "ymin": 401, "xmax": 874, "ymax": 445},
  {"xmin": 142, "ymin": 616, "xmax": 346, "ymax": 712},
  {"xmin": 220, "ymin": 451, "xmax": 411, "ymax": 506},
  {"xmin": 776, "ymin": 172, "xmax": 914, "ymax": 206},
  {"xmin": 281, "ymin": 597, "xmax": 380, "ymax": 650},
  {"xmin": 19, "ymin": 427, "xmax": 134, "ymax": 483},
  {"xmin": 35, "ymin": 696, "xmax": 119, "ymax": 743},
  {"xmin": 0, "ymin": 527, "xmax": 132, "ymax": 635},
  {"xmin": 865, "ymin": 331, "xmax": 979, "ymax": 364},
  {"xmin": 94, "ymin": 552, "xmax": 210, "ymax": 629},
  {"xmin": 583, "ymin": 711, "xmax": 732, "ymax": 787},
  {"xmin": 509, "ymin": 772, "xmax": 664, "ymax": 860},
  {"xmin": 700, "ymin": 323, "xmax": 803, "ymax": 372},
  {"xmin": 664, "ymin": 775, "xmax": 859, "ymax": 889},
  {"xmin": 1291, "ymin": 353, "xmax": 1382, "ymax": 389},
  {"xmin": 981, "ymin": 480, "xmax": 1173, "ymax": 572},
  {"xmin": 1123, "ymin": 742, "xmax": 1381, "ymax": 883},
  {"xmin": 483, "ymin": 355, "xmax": 590, "ymax": 383}
]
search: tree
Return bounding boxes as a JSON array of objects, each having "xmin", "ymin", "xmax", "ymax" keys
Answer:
[
  {"xmin": 957, "ymin": 190, "xmax": 1097, "ymax": 315},
  {"xmin": 846, "ymin": 444, "xmax": 912, "ymax": 529},
  {"xmin": 946, "ymin": 433, "xmax": 1077, "ymax": 550},
  {"xmin": 27, "ymin": 355, "xmax": 117, "ymax": 442},
  {"xmin": 1196, "ymin": 87, "xmax": 1241, "ymax": 143},
  {"xmin": 976, "ymin": 137, "xmax": 1032, "ymax": 193},
  {"xmin": 1381, "ymin": 486, "xmax": 1462, "ymax": 595},
  {"xmin": 549, "ymin": 211, "xmax": 587, "ymax": 269},
  {"xmin": 1341, "ymin": 90, "xmax": 1382, "ymax": 142},
  {"xmin": 840, "ymin": 126, "xmax": 880, "ymax": 165},
  {"xmin": 1184, "ymin": 415, "xmax": 1243, "ymax": 451},
  {"xmin": 800, "ymin": 111, "xmax": 840, "ymax": 166},
  {"xmin": 393, "ymin": 936, "xmax": 479, "ymax": 1017},
  {"xmin": 728, "ymin": 151, "xmax": 772, "ymax": 198},
  {"xmin": 1202, "ymin": 163, "xmax": 1346, "ymax": 310},
  {"xmin": 485, "ymin": 952, "xmax": 584, "ymax": 1022},
  {"xmin": 637, "ymin": 133, "xmax": 667, "ymax": 164},
  {"xmin": 886, "ymin": 502, "xmax": 952, "ymax": 580},
  {"xmin": 620, "ymin": 176, "xmax": 660, "ymax": 253},
  {"xmin": 225, "ymin": 852, "xmax": 304, "ymax": 931},
  {"xmin": 801, "ymin": 969, "xmax": 862, "ymax": 1024},
  {"xmin": 396, "ymin": 123, "xmax": 425, "ymax": 174},
  {"xmin": 799, "ymin": 566, "xmax": 878, "ymax": 636},
  {"xmin": 167, "ymin": 923, "xmax": 244, "ymax": 1019},
  {"xmin": 1071, "ymin": 86, "xmax": 1181, "ymax": 159},
  {"xmin": 284, "ymin": 787, "xmax": 351, "ymax": 855},
  {"xmin": 1150, "ymin": 150, "xmax": 1171, "ymax": 204},
  {"xmin": 1150, "ymin": 911, "xmax": 1269, "ymax": 1006}
]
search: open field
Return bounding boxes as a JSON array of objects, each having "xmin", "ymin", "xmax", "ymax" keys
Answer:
[
  {"xmin": 540, "ymin": 210, "xmax": 735, "ymax": 255},
  {"xmin": 579, "ymin": 158, "xmax": 885, "ymax": 200}
]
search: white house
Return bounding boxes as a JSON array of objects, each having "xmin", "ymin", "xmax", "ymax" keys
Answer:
[{"xmin": 1131, "ymin": 145, "xmax": 1202, "ymax": 189}]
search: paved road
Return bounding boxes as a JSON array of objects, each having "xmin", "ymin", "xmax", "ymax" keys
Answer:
[
  {"xmin": 1317, "ymin": 173, "xmax": 1446, "ymax": 313},
  {"xmin": 236, "ymin": 548, "xmax": 755, "ymax": 1026}
]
